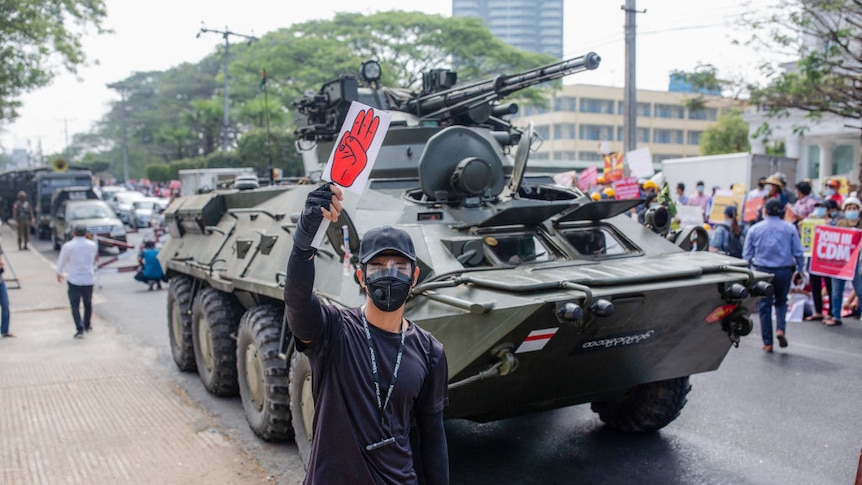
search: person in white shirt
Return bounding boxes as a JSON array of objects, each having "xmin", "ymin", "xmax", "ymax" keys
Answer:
[{"xmin": 56, "ymin": 224, "xmax": 98, "ymax": 338}]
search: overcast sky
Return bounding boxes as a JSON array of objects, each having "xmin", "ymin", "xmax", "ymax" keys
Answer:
[{"xmin": 1, "ymin": 0, "xmax": 776, "ymax": 155}]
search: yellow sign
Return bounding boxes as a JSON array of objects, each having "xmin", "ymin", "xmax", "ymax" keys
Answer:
[
  {"xmin": 800, "ymin": 219, "xmax": 827, "ymax": 257},
  {"xmin": 708, "ymin": 192, "xmax": 744, "ymax": 224}
]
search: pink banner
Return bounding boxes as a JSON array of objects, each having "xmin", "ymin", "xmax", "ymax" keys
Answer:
[
  {"xmin": 577, "ymin": 166, "xmax": 598, "ymax": 192},
  {"xmin": 809, "ymin": 225, "xmax": 862, "ymax": 281},
  {"xmin": 613, "ymin": 177, "xmax": 641, "ymax": 200}
]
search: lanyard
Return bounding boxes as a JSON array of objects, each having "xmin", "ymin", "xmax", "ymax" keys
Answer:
[{"xmin": 362, "ymin": 309, "xmax": 406, "ymax": 425}]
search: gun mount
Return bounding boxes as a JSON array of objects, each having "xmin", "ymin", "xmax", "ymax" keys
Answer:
[{"xmin": 293, "ymin": 52, "xmax": 601, "ymax": 142}]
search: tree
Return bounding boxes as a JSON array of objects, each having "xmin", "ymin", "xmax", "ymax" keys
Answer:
[
  {"xmin": 0, "ymin": 0, "xmax": 108, "ymax": 122},
  {"xmin": 699, "ymin": 110, "xmax": 751, "ymax": 155},
  {"xmin": 146, "ymin": 163, "xmax": 171, "ymax": 182},
  {"xmin": 237, "ymin": 128, "xmax": 303, "ymax": 176}
]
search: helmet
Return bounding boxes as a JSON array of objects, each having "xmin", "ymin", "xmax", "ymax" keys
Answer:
[
  {"xmin": 597, "ymin": 176, "xmax": 606, "ymax": 184},
  {"xmin": 826, "ymin": 179, "xmax": 841, "ymax": 188},
  {"xmin": 642, "ymin": 180, "xmax": 659, "ymax": 191},
  {"xmin": 590, "ymin": 192, "xmax": 601, "ymax": 201},
  {"xmin": 603, "ymin": 187, "xmax": 615, "ymax": 198}
]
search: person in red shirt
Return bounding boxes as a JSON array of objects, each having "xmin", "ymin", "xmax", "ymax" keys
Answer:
[{"xmin": 824, "ymin": 179, "xmax": 843, "ymax": 206}]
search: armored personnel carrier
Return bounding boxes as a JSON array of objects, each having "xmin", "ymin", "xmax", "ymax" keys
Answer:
[{"xmin": 159, "ymin": 53, "xmax": 772, "ymax": 466}]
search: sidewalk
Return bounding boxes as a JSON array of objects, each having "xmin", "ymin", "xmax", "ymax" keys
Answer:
[{"xmin": 0, "ymin": 226, "xmax": 270, "ymax": 484}]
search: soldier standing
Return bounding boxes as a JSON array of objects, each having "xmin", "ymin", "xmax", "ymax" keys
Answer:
[{"xmin": 12, "ymin": 191, "xmax": 35, "ymax": 250}]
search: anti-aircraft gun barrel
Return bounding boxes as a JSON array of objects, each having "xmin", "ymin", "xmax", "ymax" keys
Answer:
[{"xmin": 405, "ymin": 51, "xmax": 601, "ymax": 122}]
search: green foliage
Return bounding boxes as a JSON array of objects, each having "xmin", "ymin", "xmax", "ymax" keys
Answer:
[
  {"xmin": 146, "ymin": 163, "xmax": 171, "ymax": 182},
  {"xmin": 237, "ymin": 128, "xmax": 303, "ymax": 176},
  {"xmin": 168, "ymin": 158, "xmax": 205, "ymax": 180},
  {"xmin": 205, "ymin": 151, "xmax": 242, "ymax": 169},
  {"xmin": 0, "ymin": 0, "xmax": 108, "ymax": 122},
  {"xmin": 699, "ymin": 110, "xmax": 751, "ymax": 155},
  {"xmin": 69, "ymin": 10, "xmax": 564, "ymax": 180}
]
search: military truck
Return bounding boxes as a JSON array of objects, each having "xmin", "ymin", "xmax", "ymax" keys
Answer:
[
  {"xmin": 159, "ymin": 54, "xmax": 772, "ymax": 467},
  {"xmin": 33, "ymin": 170, "xmax": 93, "ymax": 240}
]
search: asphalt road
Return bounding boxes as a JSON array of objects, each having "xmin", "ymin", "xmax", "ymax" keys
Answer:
[{"xmin": 34, "ymin": 233, "xmax": 862, "ymax": 485}]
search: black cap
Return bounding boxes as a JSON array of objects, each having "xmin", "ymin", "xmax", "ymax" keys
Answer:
[
  {"xmin": 724, "ymin": 205, "xmax": 737, "ymax": 218},
  {"xmin": 765, "ymin": 198, "xmax": 784, "ymax": 216},
  {"xmin": 359, "ymin": 226, "xmax": 416, "ymax": 264}
]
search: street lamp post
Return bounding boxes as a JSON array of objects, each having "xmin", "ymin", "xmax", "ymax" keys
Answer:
[{"xmin": 197, "ymin": 24, "xmax": 258, "ymax": 152}]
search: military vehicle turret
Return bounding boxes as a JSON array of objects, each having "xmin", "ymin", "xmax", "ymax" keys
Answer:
[{"xmin": 159, "ymin": 53, "xmax": 772, "ymax": 467}]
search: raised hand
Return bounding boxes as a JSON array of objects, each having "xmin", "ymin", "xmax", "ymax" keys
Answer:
[{"xmin": 330, "ymin": 108, "xmax": 380, "ymax": 187}]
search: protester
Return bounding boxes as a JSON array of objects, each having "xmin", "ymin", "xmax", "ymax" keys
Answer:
[
  {"xmin": 742, "ymin": 198, "xmax": 805, "ymax": 352},
  {"xmin": 774, "ymin": 172, "xmax": 797, "ymax": 204},
  {"xmin": 789, "ymin": 181, "xmax": 818, "ymax": 223},
  {"xmin": 675, "ymin": 182, "xmax": 689, "ymax": 205},
  {"xmin": 0, "ymin": 253, "xmax": 12, "ymax": 338},
  {"xmin": 787, "ymin": 272, "xmax": 814, "ymax": 321},
  {"xmin": 804, "ymin": 200, "xmax": 832, "ymax": 321},
  {"xmin": 709, "ymin": 205, "xmax": 744, "ymax": 257},
  {"xmin": 686, "ymin": 180, "xmax": 710, "ymax": 220},
  {"xmin": 135, "ymin": 240, "xmax": 165, "ymax": 290},
  {"xmin": 747, "ymin": 177, "xmax": 767, "ymax": 200},
  {"xmin": 284, "ymin": 184, "xmax": 449, "ymax": 485},
  {"xmin": 824, "ymin": 179, "xmax": 843, "ymax": 206},
  {"xmin": 12, "ymin": 191, "xmax": 35, "ymax": 250},
  {"xmin": 825, "ymin": 197, "xmax": 862, "ymax": 326},
  {"xmin": 763, "ymin": 175, "xmax": 787, "ymax": 206},
  {"xmin": 56, "ymin": 223, "xmax": 98, "ymax": 338}
]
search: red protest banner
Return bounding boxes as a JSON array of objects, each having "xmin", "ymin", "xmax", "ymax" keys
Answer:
[
  {"xmin": 809, "ymin": 225, "xmax": 862, "ymax": 281},
  {"xmin": 743, "ymin": 197, "xmax": 764, "ymax": 223},
  {"xmin": 577, "ymin": 165, "xmax": 598, "ymax": 192},
  {"xmin": 613, "ymin": 177, "xmax": 641, "ymax": 200}
]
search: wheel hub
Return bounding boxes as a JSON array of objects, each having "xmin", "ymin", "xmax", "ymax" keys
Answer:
[
  {"xmin": 170, "ymin": 302, "xmax": 182, "ymax": 346},
  {"xmin": 198, "ymin": 315, "xmax": 214, "ymax": 371},
  {"xmin": 245, "ymin": 343, "xmax": 264, "ymax": 411}
]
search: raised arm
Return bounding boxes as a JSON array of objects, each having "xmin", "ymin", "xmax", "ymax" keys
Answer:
[{"xmin": 283, "ymin": 184, "xmax": 343, "ymax": 344}]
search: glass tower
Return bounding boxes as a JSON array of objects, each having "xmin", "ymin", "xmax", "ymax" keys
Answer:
[{"xmin": 452, "ymin": 0, "xmax": 564, "ymax": 59}]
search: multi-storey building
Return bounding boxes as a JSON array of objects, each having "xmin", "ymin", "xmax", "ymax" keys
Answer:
[
  {"xmin": 512, "ymin": 84, "xmax": 740, "ymax": 165},
  {"xmin": 452, "ymin": 0, "xmax": 564, "ymax": 59}
]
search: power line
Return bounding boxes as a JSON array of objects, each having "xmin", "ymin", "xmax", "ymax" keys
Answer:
[{"xmin": 197, "ymin": 23, "xmax": 258, "ymax": 152}]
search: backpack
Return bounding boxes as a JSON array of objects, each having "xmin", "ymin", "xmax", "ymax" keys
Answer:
[{"xmin": 721, "ymin": 224, "xmax": 744, "ymax": 258}]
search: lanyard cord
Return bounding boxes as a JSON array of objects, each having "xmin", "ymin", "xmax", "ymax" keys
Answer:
[{"xmin": 362, "ymin": 309, "xmax": 406, "ymax": 425}]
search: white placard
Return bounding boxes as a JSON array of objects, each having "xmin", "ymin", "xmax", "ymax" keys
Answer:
[
  {"xmin": 312, "ymin": 102, "xmax": 391, "ymax": 248},
  {"xmin": 625, "ymin": 147, "xmax": 654, "ymax": 178}
]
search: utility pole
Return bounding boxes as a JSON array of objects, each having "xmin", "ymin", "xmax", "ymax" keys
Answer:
[
  {"xmin": 107, "ymin": 82, "xmax": 130, "ymax": 183},
  {"xmin": 622, "ymin": 1, "xmax": 645, "ymax": 154},
  {"xmin": 197, "ymin": 24, "xmax": 258, "ymax": 152}
]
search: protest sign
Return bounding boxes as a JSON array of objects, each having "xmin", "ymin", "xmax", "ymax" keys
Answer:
[
  {"xmin": 625, "ymin": 147, "xmax": 653, "ymax": 178},
  {"xmin": 743, "ymin": 197, "xmax": 764, "ymax": 223},
  {"xmin": 707, "ymin": 189, "xmax": 743, "ymax": 224},
  {"xmin": 313, "ymin": 101, "xmax": 392, "ymax": 248},
  {"xmin": 613, "ymin": 177, "xmax": 641, "ymax": 200},
  {"xmin": 577, "ymin": 165, "xmax": 598, "ymax": 192},
  {"xmin": 799, "ymin": 219, "xmax": 826, "ymax": 257},
  {"xmin": 809, "ymin": 225, "xmax": 862, "ymax": 281}
]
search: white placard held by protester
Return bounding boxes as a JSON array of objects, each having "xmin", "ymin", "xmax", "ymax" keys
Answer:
[
  {"xmin": 310, "ymin": 102, "xmax": 392, "ymax": 248},
  {"xmin": 625, "ymin": 147, "xmax": 654, "ymax": 178}
]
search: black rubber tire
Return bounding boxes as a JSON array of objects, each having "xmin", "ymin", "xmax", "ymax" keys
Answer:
[
  {"xmin": 167, "ymin": 275, "xmax": 196, "ymax": 372},
  {"xmin": 191, "ymin": 286, "xmax": 243, "ymax": 396},
  {"xmin": 289, "ymin": 350, "xmax": 314, "ymax": 469},
  {"xmin": 236, "ymin": 305, "xmax": 294, "ymax": 442},
  {"xmin": 590, "ymin": 376, "xmax": 691, "ymax": 433}
]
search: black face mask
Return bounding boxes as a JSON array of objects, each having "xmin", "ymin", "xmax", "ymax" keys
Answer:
[{"xmin": 364, "ymin": 268, "xmax": 413, "ymax": 312}]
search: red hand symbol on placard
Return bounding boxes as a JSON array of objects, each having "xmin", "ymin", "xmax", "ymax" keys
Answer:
[{"xmin": 330, "ymin": 108, "xmax": 380, "ymax": 187}]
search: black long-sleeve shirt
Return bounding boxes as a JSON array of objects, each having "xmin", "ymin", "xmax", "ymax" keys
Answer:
[{"xmin": 284, "ymin": 247, "xmax": 449, "ymax": 485}]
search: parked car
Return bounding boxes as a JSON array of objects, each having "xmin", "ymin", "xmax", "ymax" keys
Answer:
[
  {"xmin": 232, "ymin": 175, "xmax": 259, "ymax": 190},
  {"xmin": 129, "ymin": 198, "xmax": 164, "ymax": 228},
  {"xmin": 53, "ymin": 199, "xmax": 127, "ymax": 251},
  {"xmin": 98, "ymin": 186, "xmax": 128, "ymax": 212},
  {"xmin": 113, "ymin": 191, "xmax": 146, "ymax": 224}
]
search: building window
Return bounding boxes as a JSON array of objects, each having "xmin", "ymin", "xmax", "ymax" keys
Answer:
[
  {"xmin": 655, "ymin": 104, "xmax": 685, "ymax": 119},
  {"xmin": 688, "ymin": 108, "xmax": 717, "ymax": 120},
  {"xmin": 807, "ymin": 145, "xmax": 821, "ymax": 179},
  {"xmin": 616, "ymin": 101, "xmax": 651, "ymax": 117},
  {"xmin": 687, "ymin": 131, "xmax": 703, "ymax": 145},
  {"xmin": 553, "ymin": 151, "xmax": 576, "ymax": 160},
  {"xmin": 554, "ymin": 123, "xmax": 576, "ymax": 140},
  {"xmin": 554, "ymin": 96, "xmax": 576, "ymax": 112},
  {"xmin": 532, "ymin": 151, "xmax": 550, "ymax": 160},
  {"xmin": 535, "ymin": 125, "xmax": 550, "ymax": 140},
  {"xmin": 578, "ymin": 151, "xmax": 603, "ymax": 161},
  {"xmin": 637, "ymin": 127, "xmax": 650, "ymax": 143},
  {"xmin": 579, "ymin": 124, "xmax": 614, "ymax": 141},
  {"xmin": 652, "ymin": 153, "xmax": 677, "ymax": 164},
  {"xmin": 654, "ymin": 129, "xmax": 683, "ymax": 144},
  {"xmin": 833, "ymin": 145, "xmax": 854, "ymax": 175},
  {"xmin": 580, "ymin": 98, "xmax": 614, "ymax": 114}
]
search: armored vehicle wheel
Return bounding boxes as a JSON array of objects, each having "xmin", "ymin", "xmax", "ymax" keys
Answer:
[
  {"xmin": 289, "ymin": 350, "xmax": 314, "ymax": 469},
  {"xmin": 236, "ymin": 305, "xmax": 294, "ymax": 442},
  {"xmin": 191, "ymin": 287, "xmax": 243, "ymax": 396},
  {"xmin": 167, "ymin": 275, "xmax": 196, "ymax": 372},
  {"xmin": 590, "ymin": 376, "xmax": 691, "ymax": 433}
]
